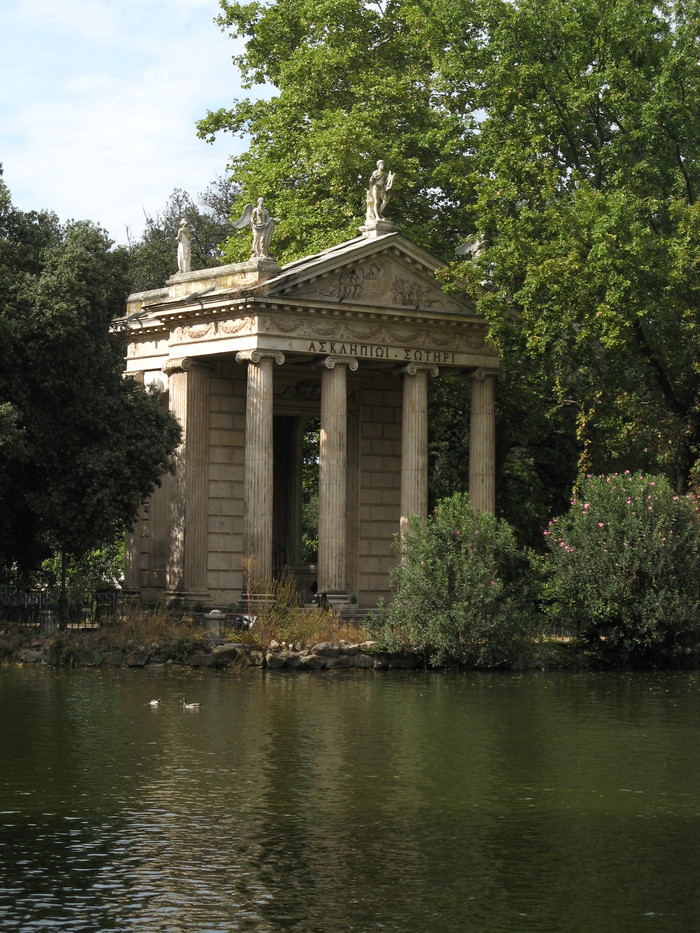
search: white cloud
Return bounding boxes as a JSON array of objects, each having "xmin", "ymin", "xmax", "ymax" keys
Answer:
[{"xmin": 1, "ymin": 0, "xmax": 257, "ymax": 243}]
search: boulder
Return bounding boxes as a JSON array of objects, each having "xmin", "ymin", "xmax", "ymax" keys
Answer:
[
  {"xmin": 212, "ymin": 643, "xmax": 242, "ymax": 660},
  {"xmin": 312, "ymin": 642, "xmax": 341, "ymax": 658},
  {"xmin": 105, "ymin": 649, "xmax": 125, "ymax": 666},
  {"xmin": 41, "ymin": 641, "xmax": 60, "ymax": 666},
  {"xmin": 299, "ymin": 653, "xmax": 328, "ymax": 670},
  {"xmin": 353, "ymin": 653, "xmax": 374, "ymax": 669},
  {"xmin": 126, "ymin": 648, "xmax": 151, "ymax": 667},
  {"xmin": 324, "ymin": 654, "xmax": 356, "ymax": 670},
  {"xmin": 186, "ymin": 652, "xmax": 216, "ymax": 668}
]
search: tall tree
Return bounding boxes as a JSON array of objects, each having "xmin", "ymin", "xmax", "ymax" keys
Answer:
[
  {"xmin": 452, "ymin": 0, "xmax": 700, "ymax": 492},
  {"xmin": 198, "ymin": 0, "xmax": 476, "ymax": 262},
  {"xmin": 0, "ymin": 169, "xmax": 181, "ymax": 576},
  {"xmin": 200, "ymin": 0, "xmax": 700, "ymax": 540}
]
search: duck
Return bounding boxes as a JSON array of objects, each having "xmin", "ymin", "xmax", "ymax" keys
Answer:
[
  {"xmin": 149, "ymin": 699, "xmax": 162, "ymax": 707},
  {"xmin": 180, "ymin": 697, "xmax": 201, "ymax": 709}
]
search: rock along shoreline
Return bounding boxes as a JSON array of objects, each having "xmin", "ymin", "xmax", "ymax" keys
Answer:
[{"xmin": 0, "ymin": 631, "xmax": 427, "ymax": 672}]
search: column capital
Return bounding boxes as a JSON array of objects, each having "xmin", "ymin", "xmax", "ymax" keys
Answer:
[
  {"xmin": 472, "ymin": 367, "xmax": 505, "ymax": 383},
  {"xmin": 315, "ymin": 356, "xmax": 359, "ymax": 372},
  {"xmin": 236, "ymin": 350, "xmax": 285, "ymax": 365},
  {"xmin": 162, "ymin": 357, "xmax": 215, "ymax": 376},
  {"xmin": 401, "ymin": 362, "xmax": 439, "ymax": 378}
]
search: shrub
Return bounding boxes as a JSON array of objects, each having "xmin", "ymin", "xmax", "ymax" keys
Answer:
[
  {"xmin": 543, "ymin": 472, "xmax": 700, "ymax": 665},
  {"xmin": 375, "ymin": 493, "xmax": 538, "ymax": 667},
  {"xmin": 241, "ymin": 565, "xmax": 361, "ymax": 647}
]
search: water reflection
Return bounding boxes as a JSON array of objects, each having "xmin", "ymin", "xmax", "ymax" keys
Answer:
[{"xmin": 0, "ymin": 667, "xmax": 699, "ymax": 931}]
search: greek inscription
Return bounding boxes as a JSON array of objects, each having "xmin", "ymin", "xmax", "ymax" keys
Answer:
[{"xmin": 306, "ymin": 342, "xmax": 455, "ymax": 364}]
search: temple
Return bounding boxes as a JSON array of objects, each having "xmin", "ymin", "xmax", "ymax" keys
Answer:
[{"xmin": 115, "ymin": 215, "xmax": 501, "ymax": 611}]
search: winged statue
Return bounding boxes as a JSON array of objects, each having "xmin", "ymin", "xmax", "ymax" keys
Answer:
[{"xmin": 233, "ymin": 198, "xmax": 280, "ymax": 259}]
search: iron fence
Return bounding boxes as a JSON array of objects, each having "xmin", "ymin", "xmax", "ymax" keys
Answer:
[{"xmin": 0, "ymin": 592, "xmax": 124, "ymax": 629}]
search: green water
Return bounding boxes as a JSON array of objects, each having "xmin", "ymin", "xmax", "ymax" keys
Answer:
[{"xmin": 0, "ymin": 665, "xmax": 698, "ymax": 932}]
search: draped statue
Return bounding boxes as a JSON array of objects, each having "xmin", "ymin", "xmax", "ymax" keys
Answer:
[
  {"xmin": 233, "ymin": 198, "xmax": 280, "ymax": 259},
  {"xmin": 176, "ymin": 218, "xmax": 193, "ymax": 273}
]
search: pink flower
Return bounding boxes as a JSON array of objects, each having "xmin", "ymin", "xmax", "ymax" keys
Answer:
[{"xmin": 598, "ymin": 522, "xmax": 604, "ymax": 527}]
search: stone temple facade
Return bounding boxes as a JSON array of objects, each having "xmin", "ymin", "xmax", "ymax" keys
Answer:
[{"xmin": 115, "ymin": 223, "xmax": 501, "ymax": 611}]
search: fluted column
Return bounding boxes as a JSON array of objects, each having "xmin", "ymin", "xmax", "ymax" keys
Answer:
[
  {"xmin": 236, "ymin": 350, "xmax": 285, "ymax": 585},
  {"xmin": 318, "ymin": 357, "xmax": 358, "ymax": 595},
  {"xmin": 163, "ymin": 357, "xmax": 211, "ymax": 598},
  {"xmin": 123, "ymin": 520, "xmax": 141, "ymax": 593},
  {"xmin": 400, "ymin": 363, "xmax": 438, "ymax": 538},
  {"xmin": 469, "ymin": 369, "xmax": 498, "ymax": 513}
]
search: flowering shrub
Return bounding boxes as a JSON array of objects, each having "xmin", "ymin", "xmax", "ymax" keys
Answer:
[
  {"xmin": 543, "ymin": 472, "xmax": 700, "ymax": 664},
  {"xmin": 375, "ymin": 493, "xmax": 537, "ymax": 667}
]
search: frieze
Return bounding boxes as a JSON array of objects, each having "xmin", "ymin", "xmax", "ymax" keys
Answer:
[
  {"xmin": 218, "ymin": 317, "xmax": 254, "ymax": 337},
  {"xmin": 276, "ymin": 380, "xmax": 322, "ymax": 402},
  {"xmin": 260, "ymin": 315, "xmax": 487, "ymax": 353},
  {"xmin": 173, "ymin": 322, "xmax": 215, "ymax": 342}
]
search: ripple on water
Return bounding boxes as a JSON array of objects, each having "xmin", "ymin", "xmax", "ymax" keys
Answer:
[{"xmin": 0, "ymin": 668, "xmax": 699, "ymax": 932}]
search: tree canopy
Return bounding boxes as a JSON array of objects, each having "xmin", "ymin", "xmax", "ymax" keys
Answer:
[
  {"xmin": 201, "ymin": 0, "xmax": 700, "ymax": 531},
  {"xmin": 198, "ymin": 0, "xmax": 473, "ymax": 261},
  {"xmin": 126, "ymin": 176, "xmax": 240, "ymax": 292},
  {"xmin": 462, "ymin": 0, "xmax": 700, "ymax": 494},
  {"xmin": 0, "ymin": 169, "xmax": 181, "ymax": 576}
]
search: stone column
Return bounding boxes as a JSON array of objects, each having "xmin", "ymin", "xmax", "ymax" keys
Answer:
[
  {"xmin": 400, "ymin": 363, "xmax": 439, "ymax": 538},
  {"xmin": 163, "ymin": 357, "xmax": 212, "ymax": 600},
  {"xmin": 469, "ymin": 369, "xmax": 498, "ymax": 513},
  {"xmin": 236, "ymin": 350, "xmax": 285, "ymax": 586},
  {"xmin": 123, "ymin": 518, "xmax": 141, "ymax": 593},
  {"xmin": 317, "ymin": 357, "xmax": 358, "ymax": 598}
]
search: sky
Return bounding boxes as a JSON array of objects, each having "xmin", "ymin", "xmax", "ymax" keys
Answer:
[{"xmin": 1, "ymin": 0, "xmax": 258, "ymax": 245}]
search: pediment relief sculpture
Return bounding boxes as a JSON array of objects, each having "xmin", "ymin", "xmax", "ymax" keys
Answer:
[{"xmin": 282, "ymin": 257, "xmax": 465, "ymax": 314}]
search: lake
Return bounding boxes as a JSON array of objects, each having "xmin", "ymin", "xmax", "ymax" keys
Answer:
[{"xmin": 0, "ymin": 665, "xmax": 698, "ymax": 932}]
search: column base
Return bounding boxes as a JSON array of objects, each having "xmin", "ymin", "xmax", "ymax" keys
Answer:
[
  {"xmin": 316, "ymin": 592, "xmax": 352, "ymax": 613},
  {"xmin": 165, "ymin": 591, "xmax": 210, "ymax": 611}
]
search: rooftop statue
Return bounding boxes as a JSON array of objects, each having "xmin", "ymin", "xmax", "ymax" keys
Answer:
[
  {"xmin": 365, "ymin": 159, "xmax": 395, "ymax": 223},
  {"xmin": 233, "ymin": 198, "xmax": 280, "ymax": 260},
  {"xmin": 176, "ymin": 218, "xmax": 193, "ymax": 273}
]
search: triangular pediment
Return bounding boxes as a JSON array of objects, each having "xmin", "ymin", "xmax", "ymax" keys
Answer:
[{"xmin": 260, "ymin": 233, "xmax": 473, "ymax": 316}]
